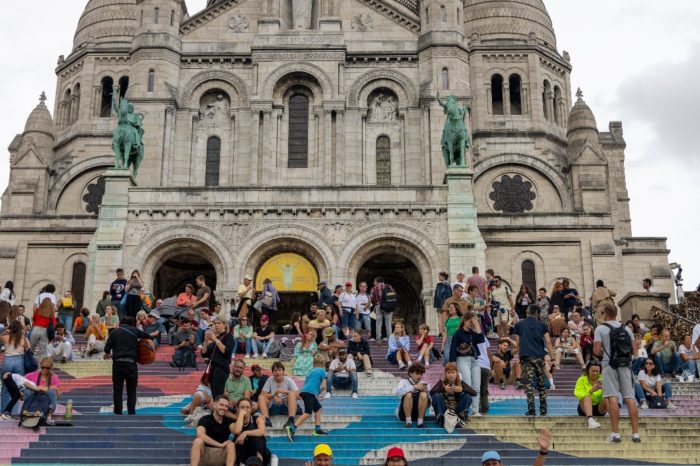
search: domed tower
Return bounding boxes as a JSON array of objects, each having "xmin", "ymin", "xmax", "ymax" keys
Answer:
[
  {"xmin": 463, "ymin": 0, "xmax": 557, "ymax": 48},
  {"xmin": 2, "ymin": 93, "xmax": 55, "ymax": 215},
  {"xmin": 73, "ymin": 0, "xmax": 140, "ymax": 51}
]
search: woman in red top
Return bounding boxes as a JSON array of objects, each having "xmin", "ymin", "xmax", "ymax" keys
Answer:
[
  {"xmin": 416, "ymin": 324, "xmax": 435, "ymax": 368},
  {"xmin": 30, "ymin": 297, "xmax": 56, "ymax": 358}
]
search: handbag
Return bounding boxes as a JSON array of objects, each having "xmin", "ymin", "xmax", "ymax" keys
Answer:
[
  {"xmin": 260, "ymin": 291, "xmax": 274, "ymax": 308},
  {"xmin": 443, "ymin": 409, "xmax": 465, "ymax": 434},
  {"xmin": 456, "ymin": 342, "xmax": 474, "ymax": 357},
  {"xmin": 431, "ymin": 347, "xmax": 442, "ymax": 361},
  {"xmin": 46, "ymin": 317, "xmax": 56, "ymax": 342},
  {"xmin": 24, "ymin": 349, "xmax": 38, "ymax": 373},
  {"xmin": 648, "ymin": 395, "xmax": 667, "ymax": 409},
  {"xmin": 253, "ymin": 300, "xmax": 263, "ymax": 313},
  {"xmin": 203, "ymin": 361, "xmax": 213, "ymax": 385}
]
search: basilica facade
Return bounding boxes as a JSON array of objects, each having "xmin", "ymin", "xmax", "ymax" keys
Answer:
[{"xmin": 0, "ymin": 0, "xmax": 673, "ymax": 329}]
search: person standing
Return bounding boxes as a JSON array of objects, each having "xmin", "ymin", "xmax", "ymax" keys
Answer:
[
  {"xmin": 448, "ymin": 312, "xmax": 485, "ymax": 416},
  {"xmin": 559, "ymin": 279, "xmax": 580, "ymax": 318},
  {"xmin": 593, "ymin": 303, "xmax": 640, "ymax": 443},
  {"xmin": 0, "ymin": 281, "xmax": 15, "ymax": 306},
  {"xmin": 355, "ymin": 281, "xmax": 372, "ymax": 334},
  {"xmin": 103, "ymin": 316, "xmax": 152, "ymax": 415},
  {"xmin": 467, "ymin": 267, "xmax": 487, "ymax": 300},
  {"xmin": 0, "ymin": 321, "xmax": 30, "ymax": 415},
  {"xmin": 433, "ymin": 272, "xmax": 452, "ymax": 335},
  {"xmin": 370, "ymin": 277, "xmax": 395, "ymax": 342},
  {"xmin": 490, "ymin": 277, "xmax": 514, "ymax": 338},
  {"xmin": 452, "ymin": 272, "xmax": 467, "ymax": 290},
  {"xmin": 124, "ymin": 270, "xmax": 144, "ymax": 319},
  {"xmin": 317, "ymin": 281, "xmax": 333, "ymax": 309},
  {"xmin": 259, "ymin": 278, "xmax": 280, "ymax": 319},
  {"xmin": 202, "ymin": 317, "xmax": 236, "ymax": 398},
  {"xmin": 514, "ymin": 305, "xmax": 553, "ymax": 416},
  {"xmin": 194, "ymin": 275, "xmax": 211, "ymax": 317},
  {"xmin": 237, "ymin": 275, "xmax": 255, "ymax": 321},
  {"xmin": 110, "ymin": 269, "xmax": 128, "ymax": 317},
  {"xmin": 339, "ymin": 282, "xmax": 357, "ymax": 338},
  {"xmin": 590, "ymin": 280, "xmax": 616, "ymax": 325}
]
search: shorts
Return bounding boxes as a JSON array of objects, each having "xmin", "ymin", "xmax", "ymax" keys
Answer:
[
  {"xmin": 493, "ymin": 308, "xmax": 511, "ymax": 325},
  {"xmin": 397, "ymin": 392, "xmax": 431, "ymax": 421},
  {"xmin": 300, "ymin": 392, "xmax": 322, "ymax": 415},
  {"xmin": 201, "ymin": 446, "xmax": 227, "ymax": 466},
  {"xmin": 387, "ymin": 351, "xmax": 398, "ymax": 365},
  {"xmin": 577, "ymin": 402, "xmax": 604, "ymax": 417},
  {"xmin": 556, "ymin": 348, "xmax": 581, "ymax": 355},
  {"xmin": 269, "ymin": 401, "xmax": 302, "ymax": 416},
  {"xmin": 602, "ymin": 365, "xmax": 635, "ymax": 400}
]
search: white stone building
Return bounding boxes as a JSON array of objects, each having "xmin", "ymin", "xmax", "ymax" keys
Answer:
[{"xmin": 0, "ymin": 0, "xmax": 673, "ymax": 330}]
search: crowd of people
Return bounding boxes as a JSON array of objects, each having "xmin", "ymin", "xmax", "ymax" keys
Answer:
[{"xmin": 0, "ymin": 265, "xmax": 693, "ymax": 465}]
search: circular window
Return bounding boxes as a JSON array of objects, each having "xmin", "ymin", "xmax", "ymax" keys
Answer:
[{"xmin": 489, "ymin": 174, "xmax": 536, "ymax": 213}]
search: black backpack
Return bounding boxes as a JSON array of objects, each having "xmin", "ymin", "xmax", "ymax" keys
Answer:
[
  {"xmin": 380, "ymin": 285, "xmax": 397, "ymax": 312},
  {"xmin": 604, "ymin": 323, "xmax": 633, "ymax": 368}
]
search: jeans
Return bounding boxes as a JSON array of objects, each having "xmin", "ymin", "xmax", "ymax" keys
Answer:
[
  {"xmin": 681, "ymin": 360, "xmax": 697, "ymax": 376},
  {"xmin": 57, "ymin": 314, "xmax": 74, "ymax": 338},
  {"xmin": 480, "ymin": 368, "xmax": 491, "ymax": 414},
  {"xmin": 112, "ymin": 361, "xmax": 138, "ymax": 415},
  {"xmin": 655, "ymin": 352, "xmax": 681, "ymax": 375},
  {"xmin": 30, "ymin": 326, "xmax": 49, "ymax": 359},
  {"xmin": 356, "ymin": 314, "xmax": 371, "ymax": 332},
  {"xmin": 341, "ymin": 309, "xmax": 356, "ymax": 330},
  {"xmin": 255, "ymin": 339, "xmax": 273, "ymax": 355},
  {"xmin": 632, "ymin": 357, "xmax": 645, "ymax": 375},
  {"xmin": 196, "ymin": 328, "xmax": 205, "ymax": 346},
  {"xmin": 23, "ymin": 388, "xmax": 58, "ymax": 413},
  {"xmin": 634, "ymin": 382, "xmax": 672, "ymax": 403},
  {"xmin": 431, "ymin": 392, "xmax": 472, "ymax": 418},
  {"xmin": 327, "ymin": 372, "xmax": 359, "ymax": 394},
  {"xmin": 1, "ymin": 355, "xmax": 25, "ymax": 413},
  {"xmin": 456, "ymin": 356, "xmax": 480, "ymax": 414},
  {"xmin": 442, "ymin": 335, "xmax": 452, "ymax": 367},
  {"xmin": 375, "ymin": 307, "xmax": 393, "ymax": 340},
  {"xmin": 237, "ymin": 338, "xmax": 252, "ymax": 356}
]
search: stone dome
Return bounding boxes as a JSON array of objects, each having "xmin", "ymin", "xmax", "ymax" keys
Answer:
[
  {"xmin": 24, "ymin": 92, "xmax": 54, "ymax": 137},
  {"xmin": 567, "ymin": 88, "xmax": 598, "ymax": 139},
  {"xmin": 463, "ymin": 0, "xmax": 557, "ymax": 48},
  {"xmin": 73, "ymin": 0, "xmax": 139, "ymax": 50}
]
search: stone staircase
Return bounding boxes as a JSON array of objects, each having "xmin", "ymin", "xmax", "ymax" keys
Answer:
[{"xmin": 1, "ymin": 335, "xmax": 699, "ymax": 465}]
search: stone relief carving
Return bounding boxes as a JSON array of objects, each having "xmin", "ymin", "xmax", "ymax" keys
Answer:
[
  {"xmin": 125, "ymin": 223, "xmax": 153, "ymax": 243},
  {"xmin": 228, "ymin": 14, "xmax": 249, "ymax": 32},
  {"xmin": 82, "ymin": 177, "xmax": 106, "ymax": 216},
  {"xmin": 201, "ymin": 94, "xmax": 230, "ymax": 120},
  {"xmin": 367, "ymin": 92, "xmax": 398, "ymax": 123},
  {"xmin": 352, "ymin": 13, "xmax": 374, "ymax": 32},
  {"xmin": 348, "ymin": 69, "xmax": 418, "ymax": 107}
]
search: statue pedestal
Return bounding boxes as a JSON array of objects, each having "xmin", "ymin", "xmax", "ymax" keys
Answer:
[
  {"xmin": 444, "ymin": 166, "xmax": 486, "ymax": 276},
  {"xmin": 85, "ymin": 168, "xmax": 135, "ymax": 307}
]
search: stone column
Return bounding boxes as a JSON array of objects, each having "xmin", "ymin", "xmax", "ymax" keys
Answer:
[
  {"xmin": 323, "ymin": 109, "xmax": 332, "ymax": 183},
  {"xmin": 503, "ymin": 82, "xmax": 511, "ymax": 116},
  {"xmin": 444, "ymin": 167, "xmax": 486, "ymax": 277},
  {"xmin": 86, "ymin": 168, "xmax": 135, "ymax": 307}
]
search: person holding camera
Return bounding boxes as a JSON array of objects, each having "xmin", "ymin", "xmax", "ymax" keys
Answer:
[
  {"xmin": 202, "ymin": 317, "xmax": 235, "ymax": 398},
  {"xmin": 170, "ymin": 319, "xmax": 196, "ymax": 368},
  {"xmin": 448, "ymin": 311, "xmax": 486, "ymax": 416}
]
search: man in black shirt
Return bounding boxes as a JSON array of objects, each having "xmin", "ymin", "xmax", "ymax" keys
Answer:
[
  {"xmin": 110, "ymin": 268, "xmax": 127, "ymax": 315},
  {"xmin": 104, "ymin": 316, "xmax": 152, "ymax": 415},
  {"xmin": 514, "ymin": 305, "xmax": 553, "ymax": 416},
  {"xmin": 190, "ymin": 395, "xmax": 236, "ymax": 466}
]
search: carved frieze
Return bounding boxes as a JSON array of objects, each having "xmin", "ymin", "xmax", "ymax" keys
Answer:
[
  {"xmin": 352, "ymin": 13, "xmax": 374, "ymax": 32},
  {"xmin": 228, "ymin": 14, "xmax": 249, "ymax": 33}
]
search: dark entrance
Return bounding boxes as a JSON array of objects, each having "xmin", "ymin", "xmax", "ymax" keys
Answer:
[
  {"xmin": 153, "ymin": 252, "xmax": 217, "ymax": 307},
  {"xmin": 356, "ymin": 253, "xmax": 423, "ymax": 335}
]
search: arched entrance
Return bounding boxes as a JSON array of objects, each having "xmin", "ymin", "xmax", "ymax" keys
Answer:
[
  {"xmin": 255, "ymin": 252, "xmax": 320, "ymax": 327},
  {"xmin": 153, "ymin": 252, "xmax": 217, "ymax": 304},
  {"xmin": 356, "ymin": 253, "xmax": 423, "ymax": 335}
]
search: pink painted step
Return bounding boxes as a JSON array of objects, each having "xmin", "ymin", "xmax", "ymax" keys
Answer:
[{"xmin": 0, "ymin": 421, "xmax": 44, "ymax": 462}]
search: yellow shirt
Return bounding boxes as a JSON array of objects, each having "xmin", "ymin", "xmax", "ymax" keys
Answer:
[
  {"xmin": 86, "ymin": 323, "xmax": 108, "ymax": 341},
  {"xmin": 574, "ymin": 375, "xmax": 603, "ymax": 405},
  {"xmin": 238, "ymin": 284, "xmax": 254, "ymax": 300}
]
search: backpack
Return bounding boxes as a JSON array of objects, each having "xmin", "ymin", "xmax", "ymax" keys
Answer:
[
  {"xmin": 20, "ymin": 392, "xmax": 52, "ymax": 430},
  {"xmin": 380, "ymin": 285, "xmax": 397, "ymax": 312},
  {"xmin": 603, "ymin": 323, "xmax": 633, "ymax": 368}
]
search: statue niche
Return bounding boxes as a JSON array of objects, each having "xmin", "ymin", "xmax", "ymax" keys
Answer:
[
  {"xmin": 292, "ymin": 0, "xmax": 314, "ymax": 29},
  {"xmin": 367, "ymin": 90, "xmax": 398, "ymax": 124},
  {"xmin": 199, "ymin": 90, "xmax": 231, "ymax": 126}
]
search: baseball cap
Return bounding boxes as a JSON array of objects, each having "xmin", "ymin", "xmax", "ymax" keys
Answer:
[
  {"xmin": 261, "ymin": 314, "xmax": 270, "ymax": 322},
  {"xmin": 251, "ymin": 363, "xmax": 262, "ymax": 371},
  {"xmin": 386, "ymin": 447, "xmax": 406, "ymax": 460},
  {"xmin": 314, "ymin": 444, "xmax": 332, "ymax": 458},
  {"xmin": 481, "ymin": 451, "xmax": 502, "ymax": 463},
  {"xmin": 324, "ymin": 327, "xmax": 335, "ymax": 336},
  {"xmin": 148, "ymin": 310, "xmax": 160, "ymax": 319},
  {"xmin": 244, "ymin": 274, "xmax": 253, "ymax": 281},
  {"xmin": 338, "ymin": 348, "xmax": 347, "ymax": 354},
  {"xmin": 345, "ymin": 281, "xmax": 352, "ymax": 287}
]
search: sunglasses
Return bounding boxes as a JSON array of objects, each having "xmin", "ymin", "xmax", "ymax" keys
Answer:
[
  {"xmin": 645, "ymin": 362, "xmax": 654, "ymax": 365},
  {"xmin": 41, "ymin": 366, "xmax": 52, "ymax": 370}
]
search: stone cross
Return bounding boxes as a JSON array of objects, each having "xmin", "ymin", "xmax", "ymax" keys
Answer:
[{"xmin": 39, "ymin": 91, "xmax": 47, "ymax": 105}]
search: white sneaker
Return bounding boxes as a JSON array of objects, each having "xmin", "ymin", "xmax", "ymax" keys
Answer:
[
  {"xmin": 640, "ymin": 400, "xmax": 648, "ymax": 410},
  {"xmin": 587, "ymin": 417, "xmax": 601, "ymax": 429},
  {"xmin": 244, "ymin": 354, "xmax": 251, "ymax": 359},
  {"xmin": 398, "ymin": 362, "xmax": 406, "ymax": 370},
  {"xmin": 252, "ymin": 353, "xmax": 259, "ymax": 358},
  {"xmin": 1, "ymin": 413, "xmax": 12, "ymax": 420},
  {"xmin": 605, "ymin": 433, "xmax": 621, "ymax": 443},
  {"xmin": 667, "ymin": 401, "xmax": 678, "ymax": 410},
  {"xmin": 324, "ymin": 392, "xmax": 332, "ymax": 400},
  {"xmin": 262, "ymin": 353, "xmax": 268, "ymax": 359},
  {"xmin": 352, "ymin": 393, "xmax": 359, "ymax": 399}
]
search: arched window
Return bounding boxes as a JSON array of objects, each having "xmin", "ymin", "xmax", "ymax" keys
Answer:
[
  {"xmin": 521, "ymin": 260, "xmax": 536, "ymax": 296},
  {"xmin": 288, "ymin": 94, "xmax": 309, "ymax": 168},
  {"xmin": 509, "ymin": 74, "xmax": 522, "ymax": 115},
  {"xmin": 553, "ymin": 86, "xmax": 562, "ymax": 125},
  {"xmin": 440, "ymin": 5, "xmax": 447, "ymax": 22},
  {"xmin": 100, "ymin": 76, "xmax": 113, "ymax": 117},
  {"xmin": 119, "ymin": 76, "xmax": 129, "ymax": 98},
  {"xmin": 457, "ymin": 7, "xmax": 461, "ymax": 24},
  {"xmin": 71, "ymin": 262, "xmax": 87, "ymax": 310},
  {"xmin": 154, "ymin": 7, "xmax": 160, "ymax": 24},
  {"xmin": 62, "ymin": 89, "xmax": 72, "ymax": 128},
  {"xmin": 491, "ymin": 74, "xmax": 504, "ymax": 115},
  {"xmin": 205, "ymin": 136, "xmax": 221, "ymax": 186},
  {"xmin": 170, "ymin": 9, "xmax": 175, "ymax": 26},
  {"xmin": 376, "ymin": 135, "xmax": 391, "ymax": 186},
  {"xmin": 442, "ymin": 68, "xmax": 449, "ymax": 90},
  {"xmin": 147, "ymin": 69, "xmax": 155, "ymax": 92},
  {"xmin": 542, "ymin": 80, "xmax": 551, "ymax": 121}
]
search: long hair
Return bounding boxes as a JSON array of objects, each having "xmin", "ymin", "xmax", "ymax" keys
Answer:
[
  {"xmin": 550, "ymin": 281, "xmax": 562, "ymax": 296},
  {"xmin": 442, "ymin": 362, "xmax": 462, "ymax": 386},
  {"xmin": 644, "ymin": 358, "xmax": 660, "ymax": 377},
  {"xmin": 8, "ymin": 320, "xmax": 23, "ymax": 348},
  {"xmin": 0, "ymin": 301, "xmax": 10, "ymax": 326},
  {"xmin": 3, "ymin": 281, "xmax": 13, "ymax": 299},
  {"xmin": 37, "ymin": 297, "xmax": 54, "ymax": 318},
  {"xmin": 8, "ymin": 305, "xmax": 21, "ymax": 323}
]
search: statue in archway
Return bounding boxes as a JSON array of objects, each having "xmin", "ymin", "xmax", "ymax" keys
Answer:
[
  {"xmin": 292, "ymin": 0, "xmax": 313, "ymax": 29},
  {"xmin": 112, "ymin": 86, "xmax": 145, "ymax": 176},
  {"xmin": 436, "ymin": 91, "xmax": 470, "ymax": 168}
]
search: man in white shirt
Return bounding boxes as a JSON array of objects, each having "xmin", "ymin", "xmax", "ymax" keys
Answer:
[
  {"xmin": 678, "ymin": 334, "xmax": 699, "ymax": 378},
  {"xmin": 339, "ymin": 282, "xmax": 357, "ymax": 338},
  {"xmin": 394, "ymin": 362, "xmax": 430, "ymax": 428},
  {"xmin": 355, "ymin": 282, "xmax": 371, "ymax": 334},
  {"xmin": 326, "ymin": 349, "xmax": 358, "ymax": 399},
  {"xmin": 452, "ymin": 272, "xmax": 467, "ymax": 290},
  {"xmin": 258, "ymin": 361, "xmax": 299, "ymax": 429}
]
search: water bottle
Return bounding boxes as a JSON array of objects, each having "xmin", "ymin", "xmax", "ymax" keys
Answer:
[
  {"xmin": 270, "ymin": 455, "xmax": 278, "ymax": 466},
  {"xmin": 64, "ymin": 399, "xmax": 73, "ymax": 421}
]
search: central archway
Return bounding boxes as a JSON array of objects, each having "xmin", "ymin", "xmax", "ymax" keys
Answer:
[{"xmin": 153, "ymin": 252, "xmax": 217, "ymax": 304}]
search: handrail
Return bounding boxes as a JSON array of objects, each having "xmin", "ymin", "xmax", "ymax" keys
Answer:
[{"xmin": 652, "ymin": 305, "xmax": 698, "ymax": 326}]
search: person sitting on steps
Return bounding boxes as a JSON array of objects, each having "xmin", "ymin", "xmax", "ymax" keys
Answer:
[
  {"xmin": 325, "ymin": 348, "xmax": 359, "ymax": 399},
  {"xmin": 170, "ymin": 319, "xmax": 196, "ymax": 368},
  {"xmin": 259, "ymin": 361, "xmax": 300, "ymax": 429},
  {"xmin": 491, "ymin": 337, "xmax": 522, "ymax": 389},
  {"xmin": 387, "ymin": 323, "xmax": 411, "ymax": 370},
  {"xmin": 415, "ymin": 324, "xmax": 435, "ymax": 368},
  {"xmin": 394, "ymin": 361, "xmax": 430, "ymax": 428},
  {"xmin": 430, "ymin": 362, "xmax": 477, "ymax": 425},
  {"xmin": 181, "ymin": 373, "xmax": 212, "ymax": 417},
  {"xmin": 189, "ymin": 395, "xmax": 236, "ymax": 466},
  {"xmin": 347, "ymin": 328, "xmax": 373, "ymax": 376},
  {"xmin": 574, "ymin": 360, "xmax": 608, "ymax": 429}
]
